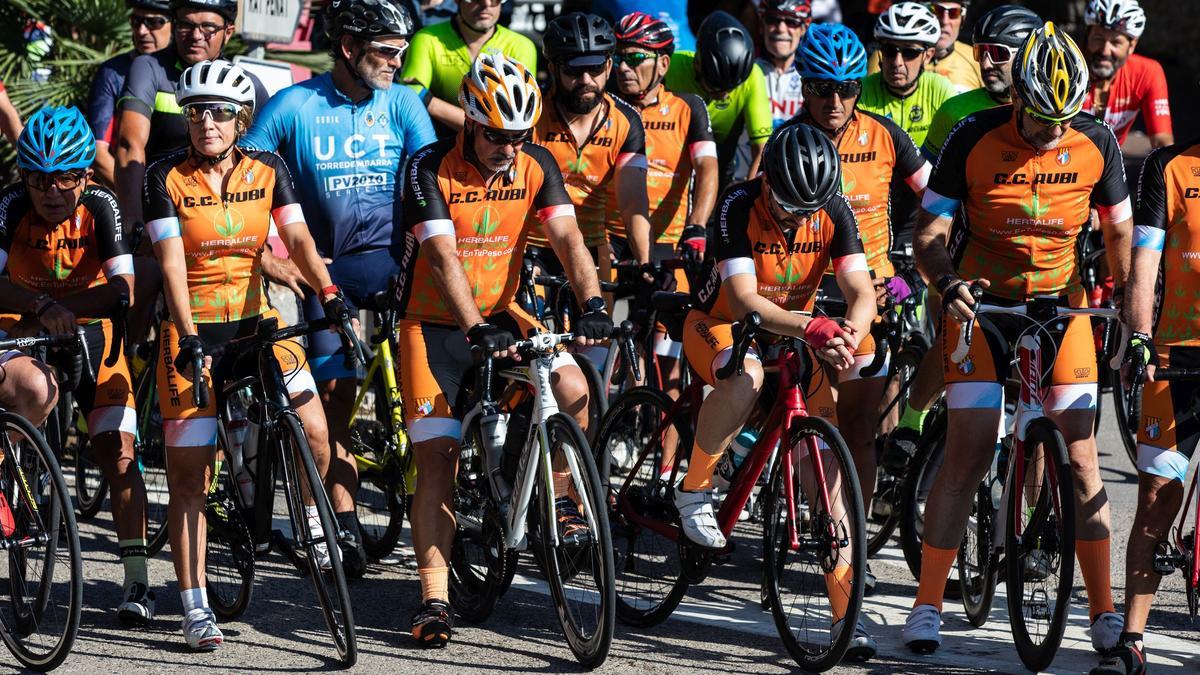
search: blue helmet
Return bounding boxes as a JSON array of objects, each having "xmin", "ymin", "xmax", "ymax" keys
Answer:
[
  {"xmin": 17, "ymin": 106, "xmax": 96, "ymax": 173},
  {"xmin": 797, "ymin": 23, "xmax": 867, "ymax": 81}
]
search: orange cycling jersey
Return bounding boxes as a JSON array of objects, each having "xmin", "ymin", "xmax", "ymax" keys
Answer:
[
  {"xmin": 604, "ymin": 86, "xmax": 715, "ymax": 244},
  {"xmin": 143, "ymin": 148, "xmax": 305, "ymax": 323},
  {"xmin": 530, "ymin": 92, "xmax": 646, "ymax": 248},
  {"xmin": 0, "ymin": 184, "xmax": 133, "ymax": 296},
  {"xmin": 396, "ymin": 135, "xmax": 574, "ymax": 322},
  {"xmin": 691, "ymin": 177, "xmax": 867, "ymax": 322},
  {"xmin": 793, "ymin": 111, "xmax": 928, "ymax": 278},
  {"xmin": 1134, "ymin": 139, "xmax": 1200, "ymax": 346},
  {"xmin": 921, "ymin": 106, "xmax": 1130, "ymax": 300}
]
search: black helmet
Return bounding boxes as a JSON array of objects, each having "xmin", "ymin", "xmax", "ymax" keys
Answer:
[
  {"xmin": 695, "ymin": 12, "xmax": 754, "ymax": 93},
  {"xmin": 325, "ymin": 0, "xmax": 415, "ymax": 40},
  {"xmin": 973, "ymin": 4, "xmax": 1042, "ymax": 48},
  {"xmin": 543, "ymin": 12, "xmax": 616, "ymax": 66},
  {"xmin": 127, "ymin": 0, "xmax": 172, "ymax": 12},
  {"xmin": 170, "ymin": 0, "xmax": 237, "ymax": 22},
  {"xmin": 763, "ymin": 123, "xmax": 841, "ymax": 213}
]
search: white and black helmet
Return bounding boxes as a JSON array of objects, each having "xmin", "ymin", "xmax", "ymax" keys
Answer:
[
  {"xmin": 460, "ymin": 52, "xmax": 542, "ymax": 131},
  {"xmin": 763, "ymin": 123, "xmax": 841, "ymax": 213},
  {"xmin": 874, "ymin": 1, "xmax": 940, "ymax": 47},
  {"xmin": 176, "ymin": 59, "xmax": 255, "ymax": 107},
  {"xmin": 325, "ymin": 0, "xmax": 414, "ymax": 40},
  {"xmin": 1084, "ymin": 0, "xmax": 1146, "ymax": 39}
]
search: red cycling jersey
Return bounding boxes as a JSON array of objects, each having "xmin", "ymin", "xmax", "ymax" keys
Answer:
[{"xmin": 1084, "ymin": 53, "xmax": 1172, "ymax": 146}]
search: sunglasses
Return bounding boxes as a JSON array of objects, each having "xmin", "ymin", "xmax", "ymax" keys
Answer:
[
  {"xmin": 613, "ymin": 51, "xmax": 656, "ymax": 68},
  {"xmin": 802, "ymin": 79, "xmax": 862, "ymax": 99},
  {"xmin": 931, "ymin": 3, "xmax": 963, "ymax": 20},
  {"xmin": 879, "ymin": 44, "xmax": 927, "ymax": 61},
  {"xmin": 763, "ymin": 13, "xmax": 808, "ymax": 29},
  {"xmin": 1023, "ymin": 106, "xmax": 1074, "ymax": 127},
  {"xmin": 174, "ymin": 18, "xmax": 225, "ymax": 38},
  {"xmin": 130, "ymin": 15, "xmax": 170, "ymax": 30},
  {"xmin": 462, "ymin": 0, "xmax": 503, "ymax": 5},
  {"xmin": 973, "ymin": 42, "xmax": 1016, "ymax": 65},
  {"xmin": 480, "ymin": 127, "xmax": 531, "ymax": 146},
  {"xmin": 183, "ymin": 102, "xmax": 240, "ymax": 124},
  {"xmin": 25, "ymin": 170, "xmax": 88, "ymax": 192},
  {"xmin": 368, "ymin": 40, "xmax": 408, "ymax": 60},
  {"xmin": 560, "ymin": 62, "xmax": 608, "ymax": 78}
]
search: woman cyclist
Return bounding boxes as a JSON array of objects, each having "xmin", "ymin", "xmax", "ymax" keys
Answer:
[{"xmin": 141, "ymin": 59, "xmax": 350, "ymax": 651}]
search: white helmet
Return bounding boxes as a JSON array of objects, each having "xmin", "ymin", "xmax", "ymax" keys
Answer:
[
  {"xmin": 874, "ymin": 2, "xmax": 940, "ymax": 47},
  {"xmin": 1084, "ymin": 0, "xmax": 1146, "ymax": 39},
  {"xmin": 459, "ymin": 51, "xmax": 542, "ymax": 131},
  {"xmin": 1013, "ymin": 22, "xmax": 1089, "ymax": 121},
  {"xmin": 176, "ymin": 60, "xmax": 256, "ymax": 107}
]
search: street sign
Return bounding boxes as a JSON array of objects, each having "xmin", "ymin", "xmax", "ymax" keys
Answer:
[{"xmin": 237, "ymin": 0, "xmax": 302, "ymax": 44}]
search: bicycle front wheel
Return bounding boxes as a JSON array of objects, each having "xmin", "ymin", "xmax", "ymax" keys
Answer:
[
  {"xmin": 1110, "ymin": 372, "xmax": 1140, "ymax": 469},
  {"xmin": 279, "ymin": 413, "xmax": 357, "ymax": 666},
  {"xmin": 1004, "ymin": 418, "xmax": 1075, "ymax": 672},
  {"xmin": 537, "ymin": 413, "xmax": 615, "ymax": 668},
  {"xmin": 134, "ymin": 361, "xmax": 170, "ymax": 556},
  {"xmin": 899, "ymin": 407, "xmax": 947, "ymax": 582},
  {"xmin": 351, "ymin": 370, "xmax": 406, "ymax": 559},
  {"xmin": 204, "ymin": 433, "xmax": 254, "ymax": 620},
  {"xmin": 765, "ymin": 416, "xmax": 866, "ymax": 672},
  {"xmin": 958, "ymin": 482, "xmax": 997, "ymax": 626},
  {"xmin": 0, "ymin": 410, "xmax": 82, "ymax": 672}
]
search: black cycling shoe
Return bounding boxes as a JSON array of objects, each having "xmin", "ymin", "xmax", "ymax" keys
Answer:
[
  {"xmin": 881, "ymin": 426, "xmax": 921, "ymax": 474},
  {"xmin": 411, "ymin": 599, "xmax": 454, "ymax": 648},
  {"xmin": 555, "ymin": 496, "xmax": 593, "ymax": 546},
  {"xmin": 336, "ymin": 513, "xmax": 367, "ymax": 580},
  {"xmin": 864, "ymin": 563, "xmax": 877, "ymax": 597},
  {"xmin": 1090, "ymin": 640, "xmax": 1147, "ymax": 675}
]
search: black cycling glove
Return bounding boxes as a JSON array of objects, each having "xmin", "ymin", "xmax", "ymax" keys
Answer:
[{"xmin": 467, "ymin": 323, "xmax": 516, "ymax": 354}]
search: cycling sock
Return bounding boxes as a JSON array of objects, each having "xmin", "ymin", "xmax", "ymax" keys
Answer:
[
  {"xmin": 119, "ymin": 538, "xmax": 149, "ymax": 590},
  {"xmin": 1076, "ymin": 537, "xmax": 1117, "ymax": 619},
  {"xmin": 552, "ymin": 471, "xmax": 573, "ymax": 501},
  {"xmin": 897, "ymin": 403, "xmax": 928, "ymax": 432},
  {"xmin": 914, "ymin": 543, "xmax": 958, "ymax": 611},
  {"xmin": 180, "ymin": 587, "xmax": 208, "ymax": 613},
  {"xmin": 418, "ymin": 566, "xmax": 449, "ymax": 603},
  {"xmin": 824, "ymin": 564, "xmax": 853, "ymax": 624},
  {"xmin": 680, "ymin": 443, "xmax": 721, "ymax": 492}
]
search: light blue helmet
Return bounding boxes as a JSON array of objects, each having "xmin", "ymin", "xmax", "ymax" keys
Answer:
[
  {"xmin": 797, "ymin": 23, "xmax": 867, "ymax": 81},
  {"xmin": 16, "ymin": 106, "xmax": 96, "ymax": 173}
]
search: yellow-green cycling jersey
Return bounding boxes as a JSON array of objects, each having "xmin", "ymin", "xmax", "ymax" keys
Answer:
[{"xmin": 400, "ymin": 22, "xmax": 538, "ymax": 113}]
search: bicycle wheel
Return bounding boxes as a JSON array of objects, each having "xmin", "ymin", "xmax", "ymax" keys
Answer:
[
  {"xmin": 867, "ymin": 350, "xmax": 920, "ymax": 555},
  {"xmin": 536, "ymin": 413, "xmax": 615, "ymax": 668},
  {"xmin": 134, "ymin": 361, "xmax": 170, "ymax": 556},
  {"xmin": 70, "ymin": 398, "xmax": 107, "ymax": 519},
  {"xmin": 574, "ymin": 353, "xmax": 608, "ymax": 444},
  {"xmin": 0, "ymin": 411, "xmax": 82, "ymax": 672},
  {"xmin": 764, "ymin": 415, "xmax": 866, "ymax": 672},
  {"xmin": 204, "ymin": 433, "xmax": 254, "ymax": 620},
  {"xmin": 1110, "ymin": 372, "xmax": 1140, "ymax": 469},
  {"xmin": 351, "ymin": 371, "xmax": 406, "ymax": 559},
  {"xmin": 593, "ymin": 387, "xmax": 690, "ymax": 627},
  {"xmin": 449, "ymin": 415, "xmax": 515, "ymax": 623},
  {"xmin": 1005, "ymin": 417, "xmax": 1075, "ymax": 672},
  {"xmin": 958, "ymin": 482, "xmax": 997, "ymax": 626},
  {"xmin": 278, "ymin": 413, "xmax": 357, "ymax": 666},
  {"xmin": 899, "ymin": 407, "xmax": 947, "ymax": 581}
]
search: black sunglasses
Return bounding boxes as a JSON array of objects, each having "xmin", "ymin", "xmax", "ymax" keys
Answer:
[
  {"xmin": 879, "ymin": 44, "xmax": 927, "ymax": 60},
  {"xmin": 763, "ymin": 13, "xmax": 807, "ymax": 29},
  {"xmin": 130, "ymin": 15, "xmax": 170, "ymax": 30},
  {"xmin": 560, "ymin": 62, "xmax": 608, "ymax": 78},
  {"xmin": 802, "ymin": 79, "xmax": 862, "ymax": 99},
  {"xmin": 480, "ymin": 127, "xmax": 532, "ymax": 146}
]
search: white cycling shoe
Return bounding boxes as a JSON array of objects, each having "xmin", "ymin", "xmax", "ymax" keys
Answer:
[
  {"xmin": 183, "ymin": 608, "xmax": 223, "ymax": 652},
  {"xmin": 902, "ymin": 604, "xmax": 942, "ymax": 654},
  {"xmin": 674, "ymin": 485, "xmax": 726, "ymax": 549}
]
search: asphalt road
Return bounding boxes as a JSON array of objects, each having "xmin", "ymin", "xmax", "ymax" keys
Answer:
[{"xmin": 34, "ymin": 390, "xmax": 1198, "ymax": 674}]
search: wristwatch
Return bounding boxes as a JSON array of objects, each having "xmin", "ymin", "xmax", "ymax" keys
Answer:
[
  {"xmin": 32, "ymin": 293, "xmax": 52, "ymax": 314},
  {"xmin": 583, "ymin": 296, "xmax": 607, "ymax": 314}
]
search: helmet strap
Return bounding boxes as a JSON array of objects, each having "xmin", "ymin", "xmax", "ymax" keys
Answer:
[
  {"xmin": 636, "ymin": 55, "xmax": 666, "ymax": 104},
  {"xmin": 189, "ymin": 139, "xmax": 239, "ymax": 167}
]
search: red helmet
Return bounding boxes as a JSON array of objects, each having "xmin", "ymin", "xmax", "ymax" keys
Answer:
[
  {"xmin": 759, "ymin": 0, "xmax": 812, "ymax": 21},
  {"xmin": 615, "ymin": 12, "xmax": 675, "ymax": 55}
]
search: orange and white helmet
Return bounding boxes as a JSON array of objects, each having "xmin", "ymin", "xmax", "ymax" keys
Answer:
[{"xmin": 459, "ymin": 52, "xmax": 541, "ymax": 131}]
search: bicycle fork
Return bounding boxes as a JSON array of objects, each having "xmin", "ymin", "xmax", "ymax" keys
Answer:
[{"xmin": 503, "ymin": 352, "xmax": 563, "ymax": 551}]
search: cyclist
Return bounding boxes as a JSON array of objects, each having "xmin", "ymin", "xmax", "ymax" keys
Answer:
[
  {"xmin": 789, "ymin": 22, "xmax": 931, "ymax": 578},
  {"xmin": 0, "ymin": 80, "xmax": 20, "ymax": 145},
  {"xmin": 1, "ymin": 106, "xmax": 153, "ymax": 626},
  {"xmin": 242, "ymin": 0, "xmax": 437, "ymax": 577},
  {"xmin": 679, "ymin": 122, "xmax": 877, "ymax": 658},
  {"xmin": 1095, "ymin": 131, "xmax": 1200, "ymax": 675},
  {"xmin": 142, "ymin": 60, "xmax": 346, "ymax": 651},
  {"xmin": 610, "ymin": 11, "xmax": 718, "ymax": 400},
  {"xmin": 595, "ymin": 0, "xmax": 696, "ymax": 52},
  {"xmin": 396, "ymin": 53, "xmax": 612, "ymax": 647},
  {"xmin": 906, "ymin": 23, "xmax": 1132, "ymax": 654},
  {"xmin": 400, "ymin": 0, "xmax": 537, "ymax": 135},
  {"xmin": 665, "ymin": 11, "xmax": 772, "ymax": 185},
  {"xmin": 868, "ymin": 1, "xmax": 981, "ymax": 94},
  {"xmin": 859, "ymin": 2, "xmax": 955, "ymax": 150},
  {"xmin": 530, "ymin": 13, "xmax": 651, "ymax": 285},
  {"xmin": 87, "ymin": 0, "xmax": 173, "ymax": 188},
  {"xmin": 1083, "ymin": 0, "xmax": 1172, "ymax": 149},
  {"xmin": 921, "ymin": 4, "xmax": 1042, "ymax": 160},
  {"xmin": 755, "ymin": 0, "xmax": 811, "ymax": 130}
]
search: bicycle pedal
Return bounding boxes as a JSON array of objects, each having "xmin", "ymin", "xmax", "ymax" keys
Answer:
[{"xmin": 1153, "ymin": 541, "xmax": 1179, "ymax": 575}]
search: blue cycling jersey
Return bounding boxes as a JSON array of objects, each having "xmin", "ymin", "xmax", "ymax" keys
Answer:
[{"xmin": 241, "ymin": 73, "xmax": 437, "ymax": 259}]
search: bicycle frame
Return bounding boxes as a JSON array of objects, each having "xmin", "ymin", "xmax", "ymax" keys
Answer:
[{"xmin": 349, "ymin": 328, "xmax": 406, "ymax": 474}]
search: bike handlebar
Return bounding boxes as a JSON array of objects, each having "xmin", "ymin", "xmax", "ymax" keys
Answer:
[
  {"xmin": 715, "ymin": 312, "xmax": 762, "ymax": 381},
  {"xmin": 951, "ymin": 290, "xmax": 1120, "ymax": 364}
]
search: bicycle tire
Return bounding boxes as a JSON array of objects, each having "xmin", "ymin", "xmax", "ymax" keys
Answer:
[
  {"xmin": 573, "ymin": 353, "xmax": 608, "ymax": 444},
  {"xmin": 1005, "ymin": 417, "xmax": 1075, "ymax": 672},
  {"xmin": 866, "ymin": 464, "xmax": 900, "ymax": 557},
  {"xmin": 204, "ymin": 428, "xmax": 254, "ymax": 620},
  {"xmin": 958, "ymin": 483, "xmax": 997, "ymax": 626},
  {"xmin": 134, "ymin": 358, "xmax": 170, "ymax": 557},
  {"xmin": 899, "ymin": 406, "xmax": 947, "ymax": 582},
  {"xmin": 353, "ymin": 370, "xmax": 406, "ymax": 559},
  {"xmin": 0, "ymin": 410, "xmax": 82, "ymax": 672},
  {"xmin": 867, "ymin": 350, "xmax": 920, "ymax": 556},
  {"xmin": 537, "ymin": 413, "xmax": 615, "ymax": 668},
  {"xmin": 449, "ymin": 415, "xmax": 515, "ymax": 623},
  {"xmin": 594, "ymin": 387, "xmax": 690, "ymax": 627},
  {"xmin": 764, "ymin": 415, "xmax": 866, "ymax": 671},
  {"xmin": 278, "ymin": 413, "xmax": 357, "ymax": 666},
  {"xmin": 1111, "ymin": 370, "xmax": 1140, "ymax": 470},
  {"xmin": 66, "ymin": 383, "xmax": 107, "ymax": 520}
]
